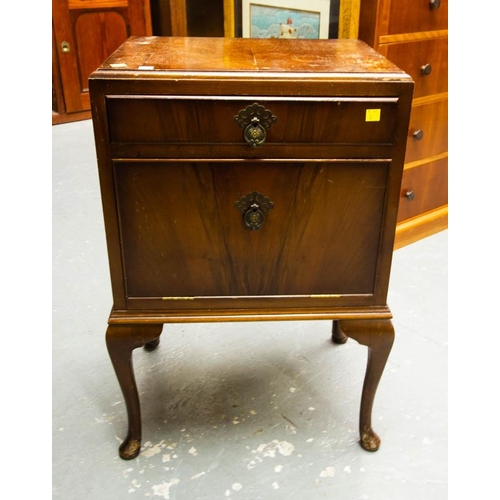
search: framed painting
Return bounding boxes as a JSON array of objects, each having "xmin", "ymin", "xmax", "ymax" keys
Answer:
[
  {"xmin": 224, "ymin": 0, "xmax": 361, "ymax": 38},
  {"xmin": 241, "ymin": 0, "xmax": 331, "ymax": 39}
]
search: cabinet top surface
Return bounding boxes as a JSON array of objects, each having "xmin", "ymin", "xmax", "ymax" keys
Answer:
[{"xmin": 91, "ymin": 36, "xmax": 410, "ymax": 80}]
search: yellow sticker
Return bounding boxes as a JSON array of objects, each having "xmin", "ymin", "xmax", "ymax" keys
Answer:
[{"xmin": 366, "ymin": 109, "xmax": 381, "ymax": 122}]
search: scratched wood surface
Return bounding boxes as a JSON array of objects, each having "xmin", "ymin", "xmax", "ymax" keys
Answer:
[{"xmin": 96, "ymin": 36, "xmax": 405, "ymax": 74}]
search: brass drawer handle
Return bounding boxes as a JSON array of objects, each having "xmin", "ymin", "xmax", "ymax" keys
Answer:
[
  {"xmin": 234, "ymin": 103, "xmax": 277, "ymax": 148},
  {"xmin": 429, "ymin": 0, "xmax": 441, "ymax": 9},
  {"xmin": 235, "ymin": 191, "xmax": 274, "ymax": 230}
]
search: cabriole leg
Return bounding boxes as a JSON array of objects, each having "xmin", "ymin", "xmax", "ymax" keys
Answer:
[
  {"xmin": 337, "ymin": 319, "xmax": 395, "ymax": 452},
  {"xmin": 106, "ymin": 323, "xmax": 163, "ymax": 460}
]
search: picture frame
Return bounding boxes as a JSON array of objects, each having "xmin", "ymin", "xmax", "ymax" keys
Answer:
[
  {"xmin": 241, "ymin": 0, "xmax": 331, "ymax": 39},
  {"xmin": 223, "ymin": 0, "xmax": 360, "ymax": 39}
]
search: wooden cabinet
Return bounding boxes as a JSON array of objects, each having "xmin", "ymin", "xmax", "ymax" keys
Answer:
[
  {"xmin": 359, "ymin": 0, "xmax": 448, "ymax": 248},
  {"xmin": 89, "ymin": 36, "xmax": 413, "ymax": 460},
  {"xmin": 52, "ymin": 0, "xmax": 152, "ymax": 124}
]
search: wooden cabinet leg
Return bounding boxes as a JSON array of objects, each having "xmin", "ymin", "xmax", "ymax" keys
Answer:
[
  {"xmin": 106, "ymin": 323, "xmax": 163, "ymax": 460},
  {"xmin": 144, "ymin": 336, "xmax": 161, "ymax": 351},
  {"xmin": 331, "ymin": 320, "xmax": 348, "ymax": 344},
  {"xmin": 337, "ymin": 319, "xmax": 395, "ymax": 452}
]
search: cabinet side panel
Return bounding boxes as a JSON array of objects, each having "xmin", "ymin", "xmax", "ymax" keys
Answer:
[{"xmin": 89, "ymin": 79, "xmax": 128, "ymax": 309}]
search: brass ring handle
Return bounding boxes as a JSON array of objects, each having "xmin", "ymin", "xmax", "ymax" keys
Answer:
[
  {"xmin": 234, "ymin": 103, "xmax": 277, "ymax": 148},
  {"xmin": 235, "ymin": 192, "xmax": 274, "ymax": 230},
  {"xmin": 244, "ymin": 203, "xmax": 265, "ymax": 230},
  {"xmin": 244, "ymin": 121, "xmax": 267, "ymax": 148}
]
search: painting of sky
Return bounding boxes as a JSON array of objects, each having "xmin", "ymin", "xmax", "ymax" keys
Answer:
[{"xmin": 250, "ymin": 5, "xmax": 320, "ymax": 39}]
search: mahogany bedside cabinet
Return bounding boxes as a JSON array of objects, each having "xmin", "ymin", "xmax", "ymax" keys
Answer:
[{"xmin": 89, "ymin": 37, "xmax": 413, "ymax": 460}]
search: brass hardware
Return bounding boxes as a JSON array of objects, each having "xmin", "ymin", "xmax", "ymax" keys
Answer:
[
  {"xmin": 161, "ymin": 296, "xmax": 195, "ymax": 300},
  {"xmin": 309, "ymin": 294, "xmax": 342, "ymax": 298},
  {"xmin": 405, "ymin": 190, "xmax": 415, "ymax": 201},
  {"xmin": 244, "ymin": 120, "xmax": 267, "ymax": 148},
  {"xmin": 234, "ymin": 103, "xmax": 277, "ymax": 148},
  {"xmin": 61, "ymin": 41, "xmax": 70, "ymax": 53},
  {"xmin": 235, "ymin": 192, "xmax": 274, "ymax": 230}
]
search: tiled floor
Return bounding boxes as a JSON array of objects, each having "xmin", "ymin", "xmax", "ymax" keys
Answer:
[{"xmin": 53, "ymin": 119, "xmax": 447, "ymax": 499}]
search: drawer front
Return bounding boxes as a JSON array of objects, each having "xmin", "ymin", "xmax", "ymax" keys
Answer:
[
  {"xmin": 386, "ymin": 0, "xmax": 447, "ymax": 35},
  {"xmin": 397, "ymin": 157, "xmax": 448, "ymax": 222},
  {"xmin": 405, "ymin": 98, "xmax": 448, "ymax": 163},
  {"xmin": 114, "ymin": 161, "xmax": 389, "ymax": 303},
  {"xmin": 381, "ymin": 37, "xmax": 448, "ymax": 99},
  {"xmin": 106, "ymin": 96, "xmax": 399, "ymax": 153}
]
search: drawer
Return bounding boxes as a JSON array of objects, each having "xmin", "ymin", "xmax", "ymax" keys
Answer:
[
  {"xmin": 113, "ymin": 161, "xmax": 390, "ymax": 305},
  {"xmin": 386, "ymin": 0, "xmax": 447, "ymax": 35},
  {"xmin": 397, "ymin": 157, "xmax": 448, "ymax": 222},
  {"xmin": 405, "ymin": 98, "xmax": 448, "ymax": 163},
  {"xmin": 381, "ymin": 37, "xmax": 448, "ymax": 99},
  {"xmin": 106, "ymin": 96, "xmax": 399, "ymax": 155}
]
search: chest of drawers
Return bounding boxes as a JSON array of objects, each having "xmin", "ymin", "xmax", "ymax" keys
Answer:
[
  {"xmin": 89, "ymin": 36, "xmax": 413, "ymax": 460},
  {"xmin": 359, "ymin": 0, "xmax": 448, "ymax": 246}
]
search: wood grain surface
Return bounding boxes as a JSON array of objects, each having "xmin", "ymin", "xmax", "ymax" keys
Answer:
[
  {"xmin": 114, "ymin": 161, "xmax": 388, "ymax": 298},
  {"xmin": 96, "ymin": 36, "xmax": 406, "ymax": 75}
]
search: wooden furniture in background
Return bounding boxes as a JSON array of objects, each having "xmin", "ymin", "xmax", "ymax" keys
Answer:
[
  {"xmin": 338, "ymin": 0, "xmax": 360, "ymax": 38},
  {"xmin": 358, "ymin": 0, "xmax": 448, "ymax": 248},
  {"xmin": 89, "ymin": 36, "xmax": 413, "ymax": 459},
  {"xmin": 150, "ymin": 0, "xmax": 225, "ymax": 37},
  {"xmin": 158, "ymin": 0, "xmax": 359, "ymax": 38},
  {"xmin": 53, "ymin": 0, "xmax": 362, "ymax": 124},
  {"xmin": 52, "ymin": 0, "xmax": 152, "ymax": 125}
]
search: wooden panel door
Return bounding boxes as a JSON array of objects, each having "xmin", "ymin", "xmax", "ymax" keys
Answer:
[
  {"xmin": 52, "ymin": 0, "xmax": 152, "ymax": 114},
  {"xmin": 114, "ymin": 161, "xmax": 389, "ymax": 300}
]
